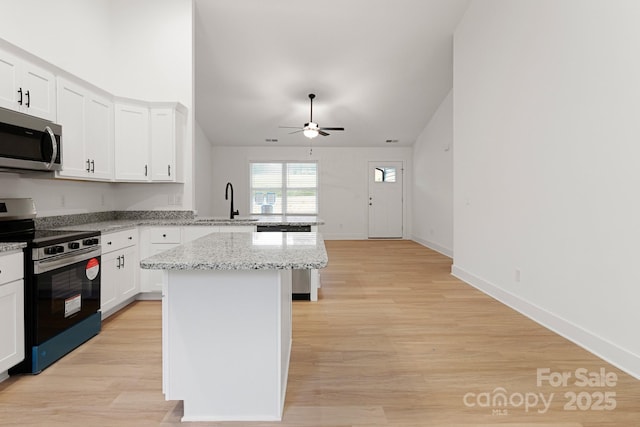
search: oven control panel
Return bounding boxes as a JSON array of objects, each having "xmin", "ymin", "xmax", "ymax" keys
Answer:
[{"xmin": 33, "ymin": 236, "xmax": 101, "ymax": 261}]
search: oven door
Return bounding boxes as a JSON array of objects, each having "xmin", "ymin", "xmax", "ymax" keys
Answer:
[{"xmin": 32, "ymin": 247, "xmax": 101, "ymax": 344}]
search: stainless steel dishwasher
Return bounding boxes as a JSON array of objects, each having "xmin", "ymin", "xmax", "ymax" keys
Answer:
[{"xmin": 256, "ymin": 224, "xmax": 311, "ymax": 300}]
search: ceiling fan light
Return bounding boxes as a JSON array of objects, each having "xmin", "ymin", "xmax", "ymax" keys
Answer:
[{"xmin": 303, "ymin": 128, "xmax": 319, "ymax": 139}]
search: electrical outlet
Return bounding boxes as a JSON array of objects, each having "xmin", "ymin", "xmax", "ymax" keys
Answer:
[
  {"xmin": 515, "ymin": 269, "xmax": 521, "ymax": 282},
  {"xmin": 60, "ymin": 195, "xmax": 66, "ymax": 208},
  {"xmin": 175, "ymin": 193, "xmax": 182, "ymax": 205}
]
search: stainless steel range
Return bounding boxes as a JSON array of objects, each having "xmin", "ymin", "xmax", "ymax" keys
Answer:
[{"xmin": 0, "ymin": 198, "xmax": 101, "ymax": 374}]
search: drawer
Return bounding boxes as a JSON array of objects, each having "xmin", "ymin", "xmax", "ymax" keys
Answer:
[
  {"xmin": 102, "ymin": 228, "xmax": 138, "ymax": 253},
  {"xmin": 149, "ymin": 227, "xmax": 181, "ymax": 244},
  {"xmin": 0, "ymin": 252, "xmax": 24, "ymax": 285}
]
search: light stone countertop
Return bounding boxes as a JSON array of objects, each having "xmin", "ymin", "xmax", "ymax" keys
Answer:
[
  {"xmin": 0, "ymin": 242, "xmax": 27, "ymax": 253},
  {"xmin": 140, "ymin": 231, "xmax": 328, "ymax": 271},
  {"xmin": 53, "ymin": 216, "xmax": 324, "ymax": 234}
]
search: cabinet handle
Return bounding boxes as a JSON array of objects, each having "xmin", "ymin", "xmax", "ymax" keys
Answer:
[
  {"xmin": 25, "ymin": 90, "xmax": 30, "ymax": 108},
  {"xmin": 144, "ymin": 164, "xmax": 148, "ymax": 176},
  {"xmin": 128, "ymin": 236, "xmax": 133, "ymax": 240},
  {"xmin": 17, "ymin": 88, "xmax": 23, "ymax": 105},
  {"xmin": 90, "ymin": 159, "xmax": 95, "ymax": 173},
  {"xmin": 162, "ymin": 234, "xmax": 167, "ymax": 238},
  {"xmin": 107, "ymin": 241, "xmax": 112, "ymax": 245},
  {"xmin": 168, "ymin": 164, "xmax": 171, "ymax": 176},
  {"xmin": 116, "ymin": 255, "xmax": 121, "ymax": 269},
  {"xmin": 86, "ymin": 159, "xmax": 91, "ymax": 172},
  {"xmin": 121, "ymin": 255, "xmax": 125, "ymax": 268}
]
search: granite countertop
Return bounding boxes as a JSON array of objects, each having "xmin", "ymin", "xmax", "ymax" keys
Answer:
[
  {"xmin": 140, "ymin": 231, "xmax": 328, "ymax": 271},
  {"xmin": 0, "ymin": 242, "xmax": 27, "ymax": 253},
  {"xmin": 52, "ymin": 216, "xmax": 324, "ymax": 233}
]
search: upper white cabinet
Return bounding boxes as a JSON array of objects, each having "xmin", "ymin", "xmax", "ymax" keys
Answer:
[
  {"xmin": 0, "ymin": 46, "xmax": 55, "ymax": 121},
  {"xmin": 0, "ymin": 41, "xmax": 188, "ymax": 184},
  {"xmin": 56, "ymin": 77, "xmax": 114, "ymax": 181},
  {"xmin": 115, "ymin": 100, "xmax": 186, "ymax": 183},
  {"xmin": 114, "ymin": 101, "xmax": 150, "ymax": 181},
  {"xmin": 150, "ymin": 105, "xmax": 185, "ymax": 182}
]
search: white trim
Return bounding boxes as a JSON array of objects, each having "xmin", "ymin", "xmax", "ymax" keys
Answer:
[
  {"xmin": 412, "ymin": 236, "xmax": 453, "ymax": 258},
  {"xmin": 451, "ymin": 265, "xmax": 640, "ymax": 380}
]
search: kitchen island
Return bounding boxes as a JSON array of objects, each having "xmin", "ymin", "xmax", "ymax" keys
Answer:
[{"xmin": 140, "ymin": 231, "xmax": 328, "ymax": 422}]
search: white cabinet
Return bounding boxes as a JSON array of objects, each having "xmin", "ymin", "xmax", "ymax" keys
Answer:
[
  {"xmin": 56, "ymin": 77, "xmax": 113, "ymax": 181},
  {"xmin": 0, "ymin": 251, "xmax": 24, "ymax": 379},
  {"xmin": 139, "ymin": 227, "xmax": 182, "ymax": 294},
  {"xmin": 114, "ymin": 101, "xmax": 150, "ymax": 181},
  {"xmin": 150, "ymin": 105, "xmax": 185, "ymax": 182},
  {"xmin": 101, "ymin": 229, "xmax": 139, "ymax": 319},
  {"xmin": 115, "ymin": 101, "xmax": 186, "ymax": 183},
  {"xmin": 0, "ymin": 47, "xmax": 55, "ymax": 121}
]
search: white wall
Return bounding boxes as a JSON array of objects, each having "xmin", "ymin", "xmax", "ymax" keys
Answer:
[
  {"xmin": 0, "ymin": 0, "xmax": 194, "ymax": 215},
  {"xmin": 0, "ymin": 0, "xmax": 112, "ymax": 90},
  {"xmin": 412, "ymin": 89, "xmax": 453, "ymax": 256},
  {"xmin": 210, "ymin": 146, "xmax": 413, "ymax": 239},
  {"xmin": 453, "ymin": 0, "xmax": 640, "ymax": 377},
  {"xmin": 108, "ymin": 0, "xmax": 194, "ymax": 211},
  {"xmin": 194, "ymin": 121, "xmax": 213, "ymax": 216}
]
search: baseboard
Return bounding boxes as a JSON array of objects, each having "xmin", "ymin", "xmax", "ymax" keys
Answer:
[
  {"xmin": 320, "ymin": 233, "xmax": 367, "ymax": 240},
  {"xmin": 136, "ymin": 291, "xmax": 162, "ymax": 301},
  {"xmin": 451, "ymin": 264, "xmax": 640, "ymax": 380},
  {"xmin": 412, "ymin": 236, "xmax": 453, "ymax": 258}
]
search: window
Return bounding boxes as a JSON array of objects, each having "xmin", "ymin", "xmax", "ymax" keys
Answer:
[
  {"xmin": 250, "ymin": 161, "xmax": 318, "ymax": 215},
  {"xmin": 374, "ymin": 167, "xmax": 397, "ymax": 183}
]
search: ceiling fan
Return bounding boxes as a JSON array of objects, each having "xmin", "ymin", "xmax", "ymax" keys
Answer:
[{"xmin": 280, "ymin": 93, "xmax": 344, "ymax": 139}]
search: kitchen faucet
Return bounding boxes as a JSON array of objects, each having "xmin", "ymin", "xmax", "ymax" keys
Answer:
[{"xmin": 225, "ymin": 182, "xmax": 239, "ymax": 219}]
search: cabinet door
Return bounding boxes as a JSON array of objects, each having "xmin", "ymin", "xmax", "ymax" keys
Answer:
[
  {"xmin": 115, "ymin": 103, "xmax": 150, "ymax": 181},
  {"xmin": 140, "ymin": 243, "xmax": 180, "ymax": 293},
  {"xmin": 21, "ymin": 60, "xmax": 56, "ymax": 121},
  {"xmin": 100, "ymin": 251, "xmax": 120, "ymax": 316},
  {"xmin": 56, "ymin": 78, "xmax": 88, "ymax": 178},
  {"xmin": 0, "ymin": 49, "xmax": 21, "ymax": 113},
  {"xmin": 86, "ymin": 95, "xmax": 114, "ymax": 180},
  {"xmin": 150, "ymin": 108, "xmax": 174, "ymax": 182},
  {"xmin": 119, "ymin": 246, "xmax": 139, "ymax": 300},
  {"xmin": 0, "ymin": 279, "xmax": 25, "ymax": 372}
]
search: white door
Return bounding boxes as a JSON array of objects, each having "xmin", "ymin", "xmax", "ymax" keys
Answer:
[
  {"xmin": 86, "ymin": 95, "xmax": 114, "ymax": 180},
  {"xmin": 368, "ymin": 161, "xmax": 403, "ymax": 238},
  {"xmin": 150, "ymin": 107, "xmax": 174, "ymax": 181},
  {"xmin": 114, "ymin": 103, "xmax": 150, "ymax": 181},
  {"xmin": 0, "ymin": 49, "xmax": 21, "ymax": 113},
  {"xmin": 21, "ymin": 60, "xmax": 56, "ymax": 121}
]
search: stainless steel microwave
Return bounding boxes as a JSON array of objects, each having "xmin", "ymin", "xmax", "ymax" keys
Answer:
[{"xmin": 0, "ymin": 107, "xmax": 62, "ymax": 172}]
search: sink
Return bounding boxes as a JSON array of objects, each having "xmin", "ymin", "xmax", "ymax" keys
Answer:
[{"xmin": 194, "ymin": 217, "xmax": 260, "ymax": 222}]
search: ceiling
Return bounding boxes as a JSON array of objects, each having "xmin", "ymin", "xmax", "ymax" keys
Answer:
[{"xmin": 194, "ymin": 0, "xmax": 469, "ymax": 147}]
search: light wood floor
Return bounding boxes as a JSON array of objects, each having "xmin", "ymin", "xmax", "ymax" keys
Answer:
[{"xmin": 1, "ymin": 240, "xmax": 638, "ymax": 426}]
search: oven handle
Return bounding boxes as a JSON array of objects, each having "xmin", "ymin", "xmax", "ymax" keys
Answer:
[{"xmin": 33, "ymin": 247, "xmax": 101, "ymax": 274}]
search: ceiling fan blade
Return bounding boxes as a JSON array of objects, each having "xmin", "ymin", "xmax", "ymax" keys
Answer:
[
  {"xmin": 318, "ymin": 130, "xmax": 330, "ymax": 136},
  {"xmin": 279, "ymin": 126, "xmax": 302, "ymax": 129},
  {"xmin": 319, "ymin": 127, "xmax": 344, "ymax": 131},
  {"xmin": 288, "ymin": 129, "xmax": 304, "ymax": 134}
]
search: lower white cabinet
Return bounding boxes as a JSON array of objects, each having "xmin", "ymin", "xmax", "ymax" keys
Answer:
[
  {"xmin": 101, "ymin": 229, "xmax": 139, "ymax": 319},
  {"xmin": 0, "ymin": 251, "xmax": 24, "ymax": 378},
  {"xmin": 139, "ymin": 227, "xmax": 182, "ymax": 295}
]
